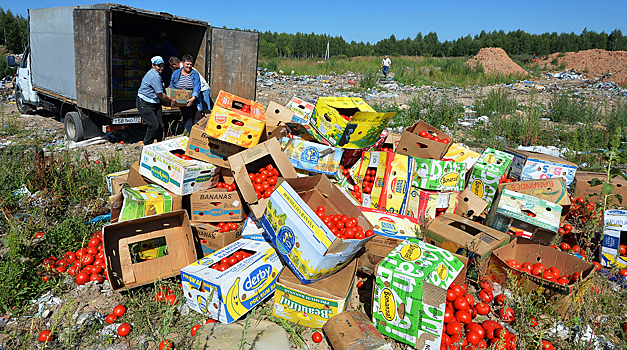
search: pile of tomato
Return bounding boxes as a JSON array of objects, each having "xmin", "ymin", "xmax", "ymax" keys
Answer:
[
  {"xmin": 209, "ymin": 249, "xmax": 254, "ymax": 272},
  {"xmin": 40, "ymin": 230, "xmax": 108, "ymax": 285},
  {"xmin": 248, "ymin": 164, "xmax": 281, "ymax": 200},
  {"xmin": 505, "ymin": 259, "xmax": 584, "ymax": 286},
  {"xmin": 361, "ymin": 168, "xmax": 376, "ymax": 195},
  {"xmin": 215, "ymin": 181, "xmax": 237, "ymax": 192},
  {"xmin": 154, "ymin": 285, "xmax": 179, "ymax": 306},
  {"xmin": 379, "ymin": 147, "xmax": 394, "ymax": 152},
  {"xmin": 418, "ymin": 130, "xmax": 450, "ymax": 144},
  {"xmin": 215, "ymin": 222, "xmax": 240, "ymax": 233},
  {"xmin": 315, "ymin": 206, "xmax": 374, "ymax": 240},
  {"xmin": 171, "ymin": 152, "xmax": 193, "ymax": 161}
]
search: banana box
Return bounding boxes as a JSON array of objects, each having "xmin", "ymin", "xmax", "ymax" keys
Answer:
[
  {"xmin": 181, "ymin": 239, "xmax": 283, "ymax": 323},
  {"xmin": 260, "ymin": 175, "xmax": 375, "ymax": 284},
  {"xmin": 273, "ymin": 259, "xmax": 356, "ymax": 329},
  {"xmin": 123, "ymin": 58, "xmax": 147, "ymax": 67},
  {"xmin": 485, "ymin": 189, "xmax": 562, "ymax": 245},
  {"xmin": 376, "ymin": 153, "xmax": 414, "ymax": 215},
  {"xmin": 360, "ymin": 207, "xmax": 421, "ymax": 239},
  {"xmin": 600, "ymin": 210, "xmax": 627, "ymax": 267},
  {"xmin": 310, "ymin": 97, "xmax": 395, "ymax": 149},
  {"xmin": 124, "ymin": 79, "xmax": 141, "ymax": 89},
  {"xmin": 373, "ymin": 238, "xmax": 464, "ymax": 349},
  {"xmin": 125, "ymin": 68, "xmax": 148, "ymax": 78},
  {"xmin": 442, "ymin": 143, "xmax": 480, "ymax": 171},
  {"xmin": 112, "ymin": 78, "xmax": 125, "ymax": 89},
  {"xmin": 185, "ymin": 116, "xmax": 245, "ymax": 168},
  {"xmin": 106, "ymin": 169, "xmax": 130, "ymax": 196},
  {"xmin": 412, "ymin": 158, "xmax": 466, "ymax": 192},
  {"xmin": 360, "ymin": 151, "xmax": 390, "ymax": 209},
  {"xmin": 466, "ymin": 148, "xmax": 515, "ymax": 209},
  {"xmin": 505, "ymin": 147, "xmax": 578, "ymax": 186},
  {"xmin": 267, "ymin": 97, "xmax": 330, "ymax": 145},
  {"xmin": 279, "ymin": 137, "xmax": 343, "ymax": 176},
  {"xmin": 165, "ymin": 88, "xmax": 192, "ymax": 107},
  {"xmin": 406, "ymin": 188, "xmax": 459, "ymax": 224},
  {"xmin": 119, "ymin": 184, "xmax": 174, "ymax": 222},
  {"xmin": 190, "ymin": 188, "xmax": 244, "ymax": 223},
  {"xmin": 192, "ymin": 221, "xmax": 243, "ymax": 256},
  {"xmin": 205, "ymin": 91, "xmax": 266, "ymax": 148},
  {"xmin": 139, "ymin": 136, "xmax": 219, "ymax": 196}
]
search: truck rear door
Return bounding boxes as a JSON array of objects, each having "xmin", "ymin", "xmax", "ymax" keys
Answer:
[{"xmin": 209, "ymin": 28, "xmax": 259, "ymax": 101}]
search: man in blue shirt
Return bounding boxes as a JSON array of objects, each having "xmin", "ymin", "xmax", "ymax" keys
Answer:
[{"xmin": 137, "ymin": 56, "xmax": 176, "ymax": 145}]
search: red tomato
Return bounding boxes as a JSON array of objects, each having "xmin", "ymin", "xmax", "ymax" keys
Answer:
[
  {"xmin": 447, "ymin": 289, "xmax": 458, "ymax": 302},
  {"xmin": 446, "ymin": 321, "xmax": 463, "ymax": 336},
  {"xmin": 542, "ymin": 340, "xmax": 555, "ymax": 350},
  {"xmin": 75, "ymin": 272, "xmax": 90, "ymax": 285},
  {"xmin": 419, "ymin": 130, "xmax": 429, "ymax": 138},
  {"xmin": 106, "ymin": 314, "xmax": 117, "ymax": 324},
  {"xmin": 81, "ymin": 254, "xmax": 95, "ymax": 266},
  {"xmin": 506, "ymin": 259, "xmax": 521, "ymax": 269},
  {"xmin": 479, "ymin": 277, "xmax": 493, "ymax": 291},
  {"xmin": 88, "ymin": 237, "xmax": 101, "ymax": 248},
  {"xmin": 451, "ymin": 284, "xmax": 464, "ymax": 297},
  {"xmin": 466, "ymin": 323, "xmax": 485, "ymax": 339},
  {"xmin": 466, "ymin": 330, "xmax": 481, "ymax": 346},
  {"xmin": 228, "ymin": 257, "xmax": 238, "ymax": 266},
  {"xmin": 475, "ymin": 303, "xmax": 490, "ymax": 315},
  {"xmin": 113, "ymin": 304, "xmax": 127, "ymax": 317},
  {"xmin": 455, "ymin": 310, "xmax": 471, "ymax": 324},
  {"xmin": 38, "ymin": 330, "xmax": 52, "ymax": 342},
  {"xmin": 620, "ymin": 245, "xmax": 627, "ymax": 255},
  {"xmin": 478, "ymin": 289, "xmax": 493, "ymax": 303},
  {"xmin": 312, "ymin": 331, "xmax": 323, "ymax": 343},
  {"xmin": 90, "ymin": 274, "xmax": 104, "ymax": 283},
  {"xmin": 159, "ymin": 340, "xmax": 174, "ymax": 350},
  {"xmin": 165, "ymin": 294, "xmax": 177, "ymax": 305},
  {"xmin": 520, "ymin": 262, "xmax": 532, "ymax": 273},
  {"xmin": 620, "ymin": 269, "xmax": 627, "ymax": 277},
  {"xmin": 571, "ymin": 245, "xmax": 581, "ymax": 253},
  {"xmin": 530, "ymin": 317, "xmax": 537, "ymax": 327},
  {"xmin": 118, "ymin": 323, "xmax": 131, "ymax": 337},
  {"xmin": 464, "ymin": 294, "xmax": 475, "ymax": 307},
  {"xmin": 563, "ymin": 224, "xmax": 573, "ymax": 232},
  {"xmin": 65, "ymin": 252, "xmax": 77, "ymax": 263},
  {"xmin": 453, "ymin": 296, "xmax": 469, "ymax": 311},
  {"xmin": 357, "ymin": 280, "xmax": 365, "ymax": 289},
  {"xmin": 191, "ymin": 324, "xmax": 202, "ymax": 336},
  {"xmin": 498, "ymin": 307, "xmax": 515, "ymax": 323},
  {"xmin": 87, "ymin": 247, "xmax": 99, "ymax": 255},
  {"xmin": 442, "ymin": 333, "xmax": 452, "ymax": 346},
  {"xmin": 494, "ymin": 294, "xmax": 506, "ymax": 306},
  {"xmin": 444, "ymin": 307, "xmax": 455, "ymax": 323}
]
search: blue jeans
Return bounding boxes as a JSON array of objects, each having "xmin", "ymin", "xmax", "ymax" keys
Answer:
[{"xmin": 382, "ymin": 66, "xmax": 389, "ymax": 78}]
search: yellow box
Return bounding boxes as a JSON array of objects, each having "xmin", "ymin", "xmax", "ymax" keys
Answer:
[
  {"xmin": 442, "ymin": 143, "xmax": 481, "ymax": 171},
  {"xmin": 310, "ymin": 97, "xmax": 395, "ymax": 149},
  {"xmin": 165, "ymin": 88, "xmax": 192, "ymax": 107},
  {"xmin": 204, "ymin": 91, "xmax": 266, "ymax": 148},
  {"xmin": 377, "ymin": 153, "xmax": 413, "ymax": 215}
]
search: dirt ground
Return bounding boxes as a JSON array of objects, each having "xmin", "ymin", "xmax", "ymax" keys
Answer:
[{"xmin": 466, "ymin": 47, "xmax": 530, "ymax": 76}]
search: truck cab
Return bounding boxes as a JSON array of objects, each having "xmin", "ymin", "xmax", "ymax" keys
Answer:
[{"xmin": 8, "ymin": 47, "xmax": 39, "ymax": 114}]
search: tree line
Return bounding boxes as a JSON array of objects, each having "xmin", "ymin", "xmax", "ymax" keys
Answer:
[
  {"xmin": 0, "ymin": 7, "xmax": 28, "ymax": 54},
  {"xmin": 259, "ymin": 28, "xmax": 627, "ymax": 59}
]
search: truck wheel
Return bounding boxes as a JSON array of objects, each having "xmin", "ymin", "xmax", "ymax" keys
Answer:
[
  {"xmin": 64, "ymin": 111, "xmax": 104, "ymax": 142},
  {"xmin": 15, "ymin": 90, "xmax": 34, "ymax": 114}
]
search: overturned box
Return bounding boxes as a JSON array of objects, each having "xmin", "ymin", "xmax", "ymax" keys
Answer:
[
  {"xmin": 454, "ymin": 189, "xmax": 489, "ymax": 221},
  {"xmin": 260, "ymin": 175, "xmax": 374, "ymax": 284},
  {"xmin": 442, "ymin": 143, "xmax": 480, "ymax": 171},
  {"xmin": 103, "ymin": 210, "xmax": 198, "ymax": 292},
  {"xmin": 280, "ymin": 137, "xmax": 343, "ymax": 176},
  {"xmin": 186, "ymin": 116, "xmax": 245, "ymax": 168},
  {"xmin": 272, "ymin": 259, "xmax": 356, "ymax": 329},
  {"xmin": 360, "ymin": 207, "xmax": 421, "ymax": 239},
  {"xmin": 505, "ymin": 148, "xmax": 578, "ymax": 186},
  {"xmin": 119, "ymin": 184, "xmax": 175, "ymax": 222},
  {"xmin": 181, "ymin": 239, "xmax": 283, "ymax": 323},
  {"xmin": 575, "ymin": 171, "xmax": 627, "ymax": 206},
  {"xmin": 323, "ymin": 311, "xmax": 394, "ymax": 350},
  {"xmin": 601, "ymin": 210, "xmax": 627, "ymax": 268},
  {"xmin": 406, "ymin": 188, "xmax": 459, "ymax": 223},
  {"xmin": 498, "ymin": 178, "xmax": 571, "ymax": 218},
  {"xmin": 466, "ymin": 148, "xmax": 515, "ymax": 209},
  {"xmin": 204, "ymin": 90, "xmax": 266, "ymax": 148}
]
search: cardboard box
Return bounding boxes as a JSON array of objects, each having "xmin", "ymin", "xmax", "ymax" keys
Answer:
[
  {"xmin": 165, "ymin": 88, "xmax": 192, "ymax": 107},
  {"xmin": 124, "ymin": 89, "xmax": 138, "ymax": 100},
  {"xmin": 323, "ymin": 311, "xmax": 394, "ymax": 350},
  {"xmin": 181, "ymin": 239, "xmax": 283, "ymax": 323},
  {"xmin": 112, "ymin": 77, "xmax": 125, "ymax": 89},
  {"xmin": 139, "ymin": 136, "xmax": 219, "ymax": 196},
  {"xmin": 280, "ymin": 137, "xmax": 343, "ymax": 176},
  {"xmin": 487, "ymin": 236, "xmax": 595, "ymax": 295},
  {"xmin": 204, "ymin": 91, "xmax": 266, "ymax": 148},
  {"xmin": 123, "ymin": 57, "xmax": 147, "ymax": 67},
  {"xmin": 103, "ymin": 210, "xmax": 197, "ymax": 292},
  {"xmin": 228, "ymin": 138, "xmax": 298, "ymax": 219},
  {"xmin": 192, "ymin": 221, "xmax": 243, "ymax": 256},
  {"xmin": 406, "ymin": 188, "xmax": 459, "ymax": 223},
  {"xmin": 485, "ymin": 189, "xmax": 562, "ymax": 245},
  {"xmin": 106, "ymin": 169, "xmax": 130, "ymax": 196},
  {"xmin": 380, "ymin": 133, "xmax": 401, "ymax": 152},
  {"xmin": 575, "ymin": 171, "xmax": 627, "ymax": 206},
  {"xmin": 128, "ymin": 160, "xmax": 151, "ymax": 188},
  {"xmin": 281, "ymin": 97, "xmax": 331, "ymax": 145},
  {"xmin": 425, "ymin": 213, "xmax": 511, "ymax": 282},
  {"xmin": 260, "ymin": 175, "xmax": 374, "ymax": 284},
  {"xmin": 466, "ymin": 148, "xmax": 515, "ymax": 209},
  {"xmin": 375, "ymin": 153, "xmax": 414, "ymax": 215},
  {"xmin": 125, "ymin": 68, "xmax": 148, "ymax": 78},
  {"xmin": 601, "ymin": 210, "xmax": 627, "ymax": 267},
  {"xmin": 360, "ymin": 207, "xmax": 421, "ymax": 239},
  {"xmin": 119, "ymin": 184, "xmax": 174, "ymax": 222},
  {"xmin": 396, "ymin": 120, "xmax": 454, "ymax": 160},
  {"xmin": 454, "ymin": 189, "xmax": 489, "ymax": 221},
  {"xmin": 310, "ymin": 97, "xmax": 395, "ymax": 149},
  {"xmin": 272, "ymin": 260, "xmax": 356, "ymax": 329},
  {"xmin": 498, "ymin": 178, "xmax": 571, "ymax": 218},
  {"xmin": 124, "ymin": 78, "xmax": 141, "ymax": 89},
  {"xmin": 190, "ymin": 188, "xmax": 244, "ymax": 223},
  {"xmin": 286, "ymin": 97, "xmax": 316, "ymax": 125},
  {"xmin": 411, "ymin": 158, "xmax": 466, "ymax": 192},
  {"xmin": 185, "ymin": 116, "xmax": 245, "ymax": 169},
  {"xmin": 442, "ymin": 143, "xmax": 481, "ymax": 171},
  {"xmin": 240, "ymin": 214, "xmax": 266, "ymax": 242},
  {"xmin": 372, "ymin": 238, "xmax": 464, "ymax": 349},
  {"xmin": 109, "ymin": 185, "xmax": 182, "ymax": 224},
  {"xmin": 264, "ymin": 116, "xmax": 290, "ymax": 141},
  {"xmin": 505, "ymin": 148, "xmax": 578, "ymax": 186}
]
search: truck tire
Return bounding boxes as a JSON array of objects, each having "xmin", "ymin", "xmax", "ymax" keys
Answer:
[
  {"xmin": 15, "ymin": 90, "xmax": 34, "ymax": 114},
  {"xmin": 64, "ymin": 112, "xmax": 84, "ymax": 142}
]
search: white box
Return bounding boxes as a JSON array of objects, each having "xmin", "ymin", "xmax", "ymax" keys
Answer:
[{"xmin": 601, "ymin": 210, "xmax": 627, "ymax": 267}]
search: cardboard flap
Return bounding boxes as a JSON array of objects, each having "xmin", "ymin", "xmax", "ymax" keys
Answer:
[
  {"xmin": 278, "ymin": 259, "xmax": 356, "ymax": 300},
  {"xmin": 326, "ymin": 238, "xmax": 351, "ymax": 255},
  {"xmin": 504, "ymin": 147, "xmax": 578, "ymax": 167},
  {"xmin": 266, "ymin": 102, "xmax": 294, "ymax": 123},
  {"xmin": 455, "ymin": 189, "xmax": 489, "ymax": 219}
]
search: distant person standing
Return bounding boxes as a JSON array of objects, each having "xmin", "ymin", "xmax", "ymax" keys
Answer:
[{"xmin": 381, "ymin": 55, "xmax": 391, "ymax": 79}]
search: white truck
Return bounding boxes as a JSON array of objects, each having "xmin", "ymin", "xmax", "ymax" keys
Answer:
[{"xmin": 8, "ymin": 4, "xmax": 259, "ymax": 141}]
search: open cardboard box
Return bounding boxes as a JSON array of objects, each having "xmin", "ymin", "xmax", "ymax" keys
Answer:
[
  {"xmin": 575, "ymin": 171, "xmax": 627, "ymax": 206},
  {"xmin": 498, "ymin": 178, "xmax": 571, "ymax": 218},
  {"xmin": 442, "ymin": 143, "xmax": 481, "ymax": 171},
  {"xmin": 192, "ymin": 221, "xmax": 243, "ymax": 256},
  {"xmin": 185, "ymin": 116, "xmax": 245, "ymax": 168},
  {"xmin": 272, "ymin": 259, "xmax": 356, "ymax": 329},
  {"xmin": 323, "ymin": 311, "xmax": 393, "ymax": 350},
  {"xmin": 424, "ymin": 213, "xmax": 511, "ymax": 282},
  {"xmin": 106, "ymin": 169, "xmax": 129, "ymax": 196},
  {"xmin": 396, "ymin": 120, "xmax": 454, "ymax": 160},
  {"xmin": 260, "ymin": 175, "xmax": 374, "ymax": 284},
  {"xmin": 128, "ymin": 160, "xmax": 151, "ymax": 188},
  {"xmin": 228, "ymin": 138, "xmax": 298, "ymax": 219},
  {"xmin": 204, "ymin": 90, "xmax": 266, "ymax": 148},
  {"xmin": 279, "ymin": 137, "xmax": 343, "ymax": 176},
  {"xmin": 486, "ymin": 236, "xmax": 595, "ymax": 295},
  {"xmin": 466, "ymin": 148, "xmax": 515, "ymax": 209},
  {"xmin": 504, "ymin": 147, "xmax": 578, "ymax": 186},
  {"xmin": 109, "ymin": 184, "xmax": 183, "ymax": 224},
  {"xmin": 454, "ymin": 188, "xmax": 489, "ymax": 222},
  {"xmin": 411, "ymin": 157, "xmax": 466, "ymax": 192},
  {"xmin": 601, "ymin": 209, "xmax": 627, "ymax": 268},
  {"xmin": 103, "ymin": 210, "xmax": 197, "ymax": 292}
]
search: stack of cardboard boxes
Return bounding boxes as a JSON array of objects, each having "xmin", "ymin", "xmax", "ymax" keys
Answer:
[{"xmin": 111, "ymin": 34, "xmax": 149, "ymax": 101}]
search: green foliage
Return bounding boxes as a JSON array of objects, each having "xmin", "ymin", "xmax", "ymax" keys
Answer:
[
  {"xmin": 358, "ymin": 70, "xmax": 378, "ymax": 90},
  {"xmin": 390, "ymin": 92, "xmax": 463, "ymax": 130},
  {"xmin": 0, "ymin": 7, "xmax": 29, "ymax": 54},
  {"xmin": 474, "ymin": 89, "xmax": 518, "ymax": 117},
  {"xmin": 547, "ymin": 93, "xmax": 599, "ymax": 124}
]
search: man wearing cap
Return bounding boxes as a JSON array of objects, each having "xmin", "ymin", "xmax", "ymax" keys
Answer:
[{"xmin": 137, "ymin": 56, "xmax": 176, "ymax": 145}]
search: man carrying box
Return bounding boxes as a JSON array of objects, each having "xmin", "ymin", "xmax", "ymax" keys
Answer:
[{"xmin": 137, "ymin": 56, "xmax": 176, "ymax": 145}]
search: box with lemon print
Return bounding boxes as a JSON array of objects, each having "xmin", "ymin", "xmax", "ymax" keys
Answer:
[
  {"xmin": 411, "ymin": 158, "xmax": 466, "ymax": 192},
  {"xmin": 181, "ymin": 239, "xmax": 283, "ymax": 323},
  {"xmin": 442, "ymin": 143, "xmax": 480, "ymax": 171},
  {"xmin": 279, "ymin": 137, "xmax": 343, "ymax": 176},
  {"xmin": 466, "ymin": 148, "xmax": 514, "ymax": 209},
  {"xmin": 373, "ymin": 238, "xmax": 464, "ymax": 349}
]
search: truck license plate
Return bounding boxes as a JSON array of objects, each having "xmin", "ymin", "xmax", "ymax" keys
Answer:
[{"xmin": 113, "ymin": 117, "xmax": 142, "ymax": 125}]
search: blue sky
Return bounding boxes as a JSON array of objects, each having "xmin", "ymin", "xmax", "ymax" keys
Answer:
[{"xmin": 8, "ymin": 0, "xmax": 627, "ymax": 43}]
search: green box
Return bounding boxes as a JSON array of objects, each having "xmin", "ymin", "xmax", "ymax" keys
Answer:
[
  {"xmin": 411, "ymin": 158, "xmax": 466, "ymax": 191},
  {"xmin": 466, "ymin": 148, "xmax": 514, "ymax": 208},
  {"xmin": 372, "ymin": 238, "xmax": 463, "ymax": 349},
  {"xmin": 120, "ymin": 184, "xmax": 174, "ymax": 222}
]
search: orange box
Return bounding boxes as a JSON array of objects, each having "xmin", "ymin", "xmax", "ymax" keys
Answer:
[{"xmin": 204, "ymin": 91, "xmax": 266, "ymax": 148}]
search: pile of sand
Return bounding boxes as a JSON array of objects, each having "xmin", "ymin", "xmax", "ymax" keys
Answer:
[
  {"xmin": 541, "ymin": 49, "xmax": 627, "ymax": 86},
  {"xmin": 465, "ymin": 47, "xmax": 529, "ymax": 76}
]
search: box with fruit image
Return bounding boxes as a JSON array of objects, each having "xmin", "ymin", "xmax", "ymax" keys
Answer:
[
  {"xmin": 279, "ymin": 137, "xmax": 343, "ymax": 176},
  {"xmin": 119, "ymin": 184, "xmax": 174, "ymax": 222},
  {"xmin": 359, "ymin": 207, "xmax": 421, "ymax": 239},
  {"xmin": 359, "ymin": 152, "xmax": 413, "ymax": 216},
  {"xmin": 310, "ymin": 97, "xmax": 395, "ymax": 149},
  {"xmin": 405, "ymin": 188, "xmax": 459, "ymax": 223},
  {"xmin": 228, "ymin": 138, "xmax": 299, "ymax": 219},
  {"xmin": 204, "ymin": 90, "xmax": 266, "ymax": 148},
  {"xmin": 601, "ymin": 210, "xmax": 627, "ymax": 268},
  {"xmin": 504, "ymin": 147, "xmax": 578, "ymax": 186},
  {"xmin": 498, "ymin": 178, "xmax": 571, "ymax": 219},
  {"xmin": 442, "ymin": 143, "xmax": 480, "ymax": 171},
  {"xmin": 396, "ymin": 120, "xmax": 454, "ymax": 160},
  {"xmin": 266, "ymin": 98, "xmax": 330, "ymax": 145},
  {"xmin": 485, "ymin": 189, "xmax": 562, "ymax": 245},
  {"xmin": 185, "ymin": 116, "xmax": 245, "ymax": 168},
  {"xmin": 192, "ymin": 221, "xmax": 243, "ymax": 256},
  {"xmin": 181, "ymin": 239, "xmax": 283, "ymax": 323},
  {"xmin": 260, "ymin": 175, "xmax": 375, "ymax": 284},
  {"xmin": 165, "ymin": 88, "xmax": 192, "ymax": 107},
  {"xmin": 272, "ymin": 259, "xmax": 356, "ymax": 329},
  {"xmin": 466, "ymin": 148, "xmax": 515, "ymax": 209},
  {"xmin": 372, "ymin": 238, "xmax": 464, "ymax": 349},
  {"xmin": 190, "ymin": 186, "xmax": 244, "ymax": 223},
  {"xmin": 139, "ymin": 136, "xmax": 219, "ymax": 196},
  {"xmin": 411, "ymin": 158, "xmax": 466, "ymax": 192}
]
